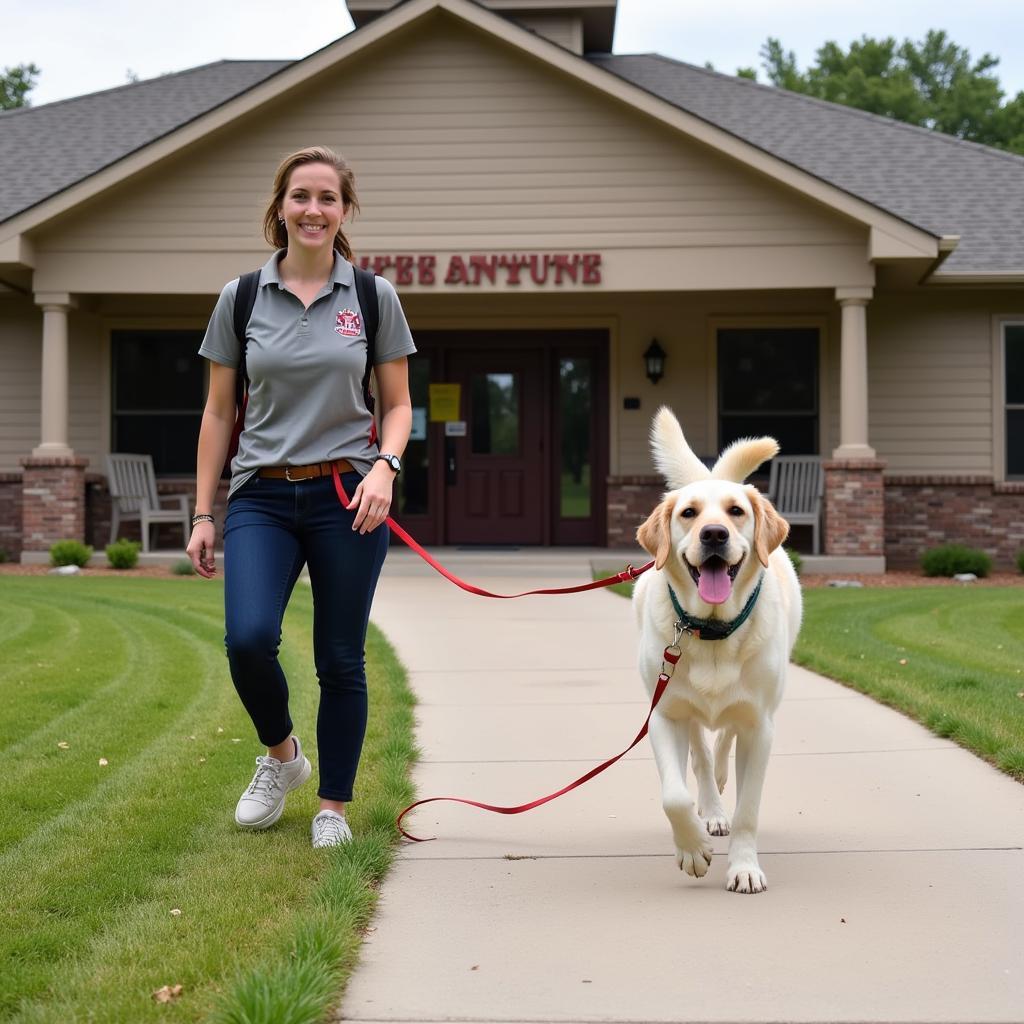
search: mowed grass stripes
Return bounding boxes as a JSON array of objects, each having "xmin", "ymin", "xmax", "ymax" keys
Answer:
[
  {"xmin": 0, "ymin": 576, "xmax": 416, "ymax": 1023},
  {"xmin": 794, "ymin": 587, "xmax": 1024, "ymax": 780}
]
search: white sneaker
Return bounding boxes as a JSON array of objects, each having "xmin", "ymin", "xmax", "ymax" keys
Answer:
[
  {"xmin": 311, "ymin": 809, "xmax": 353, "ymax": 848},
  {"xmin": 234, "ymin": 736, "xmax": 311, "ymax": 830}
]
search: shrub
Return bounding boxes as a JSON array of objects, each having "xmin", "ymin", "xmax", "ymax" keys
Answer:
[
  {"xmin": 0, "ymin": 548, "xmax": 7, "ymax": 564},
  {"xmin": 170, "ymin": 558, "xmax": 196, "ymax": 576},
  {"xmin": 1017, "ymin": 550, "xmax": 1024, "ymax": 574},
  {"xmin": 105, "ymin": 539, "xmax": 141, "ymax": 570},
  {"xmin": 785, "ymin": 547, "xmax": 802, "ymax": 576},
  {"xmin": 49, "ymin": 539, "xmax": 93, "ymax": 568},
  {"xmin": 920, "ymin": 543, "xmax": 992, "ymax": 578}
]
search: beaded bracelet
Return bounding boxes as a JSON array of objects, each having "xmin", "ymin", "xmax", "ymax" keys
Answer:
[{"xmin": 191, "ymin": 513, "xmax": 215, "ymax": 527}]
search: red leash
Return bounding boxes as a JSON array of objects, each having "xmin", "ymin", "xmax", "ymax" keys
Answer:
[
  {"xmin": 331, "ymin": 466, "xmax": 653, "ymax": 597},
  {"xmin": 398, "ymin": 642, "xmax": 682, "ymax": 842},
  {"xmin": 330, "ymin": 465, "xmax": 665, "ymax": 842}
]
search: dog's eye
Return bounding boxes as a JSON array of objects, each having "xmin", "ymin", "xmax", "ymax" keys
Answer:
[
  {"xmin": 680, "ymin": 508, "xmax": 697, "ymax": 519},
  {"xmin": 728, "ymin": 506, "xmax": 744, "ymax": 517}
]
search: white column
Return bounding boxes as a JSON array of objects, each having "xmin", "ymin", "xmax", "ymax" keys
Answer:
[
  {"xmin": 832, "ymin": 287, "xmax": 876, "ymax": 460},
  {"xmin": 32, "ymin": 292, "xmax": 78, "ymax": 458}
]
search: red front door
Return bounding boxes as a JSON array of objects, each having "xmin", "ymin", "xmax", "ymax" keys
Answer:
[{"xmin": 445, "ymin": 349, "xmax": 545, "ymax": 544}]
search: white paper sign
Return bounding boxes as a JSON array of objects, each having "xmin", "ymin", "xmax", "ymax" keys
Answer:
[
  {"xmin": 444, "ymin": 420, "xmax": 467, "ymax": 437},
  {"xmin": 410, "ymin": 407, "xmax": 427, "ymax": 441}
]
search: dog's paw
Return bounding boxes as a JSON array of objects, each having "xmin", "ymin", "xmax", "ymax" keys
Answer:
[
  {"xmin": 675, "ymin": 838, "xmax": 713, "ymax": 878},
  {"xmin": 726, "ymin": 862, "xmax": 767, "ymax": 894},
  {"xmin": 702, "ymin": 810, "xmax": 731, "ymax": 837}
]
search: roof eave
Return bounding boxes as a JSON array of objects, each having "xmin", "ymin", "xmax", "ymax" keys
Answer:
[{"xmin": 0, "ymin": 0, "xmax": 941, "ymax": 261}]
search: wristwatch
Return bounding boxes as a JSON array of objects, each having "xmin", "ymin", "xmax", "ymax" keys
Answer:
[{"xmin": 375, "ymin": 453, "xmax": 402, "ymax": 475}]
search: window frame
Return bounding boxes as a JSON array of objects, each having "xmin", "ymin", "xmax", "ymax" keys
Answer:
[{"xmin": 994, "ymin": 316, "xmax": 1024, "ymax": 482}]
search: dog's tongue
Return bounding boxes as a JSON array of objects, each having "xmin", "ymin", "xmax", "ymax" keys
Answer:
[{"xmin": 698, "ymin": 561, "xmax": 732, "ymax": 605}]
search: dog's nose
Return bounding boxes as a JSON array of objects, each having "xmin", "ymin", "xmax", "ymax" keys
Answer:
[{"xmin": 700, "ymin": 524, "xmax": 730, "ymax": 547}]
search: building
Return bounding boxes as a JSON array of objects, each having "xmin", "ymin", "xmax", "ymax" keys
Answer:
[{"xmin": 1, "ymin": 0, "xmax": 1022, "ymax": 566}]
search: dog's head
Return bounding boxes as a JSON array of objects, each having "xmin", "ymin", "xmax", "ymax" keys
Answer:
[{"xmin": 636, "ymin": 408, "xmax": 790, "ymax": 605}]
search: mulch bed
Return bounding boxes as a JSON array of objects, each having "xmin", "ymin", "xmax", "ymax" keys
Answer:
[{"xmin": 0, "ymin": 564, "xmax": 194, "ymax": 578}]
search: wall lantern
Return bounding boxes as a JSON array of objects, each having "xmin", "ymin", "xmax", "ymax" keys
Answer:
[{"xmin": 644, "ymin": 339, "xmax": 666, "ymax": 385}]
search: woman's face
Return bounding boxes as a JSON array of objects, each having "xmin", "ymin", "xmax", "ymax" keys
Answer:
[{"xmin": 278, "ymin": 162, "xmax": 345, "ymax": 255}]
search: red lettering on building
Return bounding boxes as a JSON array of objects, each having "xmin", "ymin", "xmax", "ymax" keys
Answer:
[{"xmin": 360, "ymin": 252, "xmax": 601, "ymax": 286}]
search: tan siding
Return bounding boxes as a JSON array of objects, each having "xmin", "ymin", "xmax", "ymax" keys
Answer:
[
  {"xmin": 869, "ymin": 295, "xmax": 1000, "ymax": 475},
  {"xmin": 0, "ymin": 299, "xmax": 42, "ymax": 472},
  {"xmin": 68, "ymin": 313, "xmax": 105, "ymax": 472},
  {"xmin": 34, "ymin": 17, "xmax": 867, "ymax": 291}
]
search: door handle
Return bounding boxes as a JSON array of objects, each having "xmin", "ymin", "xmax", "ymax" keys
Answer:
[{"xmin": 445, "ymin": 439, "xmax": 457, "ymax": 486}]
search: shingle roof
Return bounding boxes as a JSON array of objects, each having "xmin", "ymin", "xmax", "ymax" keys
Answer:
[
  {"xmin": 3, "ymin": 43, "xmax": 1022, "ymax": 275},
  {"xmin": 587, "ymin": 53, "xmax": 1024, "ymax": 275},
  {"xmin": 0, "ymin": 60, "xmax": 289, "ymax": 224}
]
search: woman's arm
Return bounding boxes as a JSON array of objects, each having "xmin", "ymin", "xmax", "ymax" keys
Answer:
[
  {"xmin": 186, "ymin": 362, "xmax": 237, "ymax": 576},
  {"xmin": 348, "ymin": 356, "xmax": 412, "ymax": 534}
]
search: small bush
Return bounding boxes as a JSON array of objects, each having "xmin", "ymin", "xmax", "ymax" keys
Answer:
[
  {"xmin": 785, "ymin": 547, "xmax": 803, "ymax": 576},
  {"xmin": 1017, "ymin": 550, "xmax": 1024, "ymax": 575},
  {"xmin": 105, "ymin": 539, "xmax": 141, "ymax": 570},
  {"xmin": 170, "ymin": 558, "xmax": 196, "ymax": 576},
  {"xmin": 49, "ymin": 539, "xmax": 93, "ymax": 568},
  {"xmin": 0, "ymin": 548, "xmax": 7, "ymax": 564},
  {"xmin": 920, "ymin": 543, "xmax": 992, "ymax": 578}
]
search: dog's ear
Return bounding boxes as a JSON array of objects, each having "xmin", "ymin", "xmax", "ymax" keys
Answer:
[
  {"xmin": 650, "ymin": 406, "xmax": 711, "ymax": 489},
  {"xmin": 746, "ymin": 486, "xmax": 789, "ymax": 567},
  {"xmin": 636, "ymin": 495, "xmax": 676, "ymax": 570},
  {"xmin": 711, "ymin": 436, "xmax": 779, "ymax": 482}
]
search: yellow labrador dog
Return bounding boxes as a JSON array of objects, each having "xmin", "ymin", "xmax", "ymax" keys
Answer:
[{"xmin": 634, "ymin": 407, "xmax": 801, "ymax": 893}]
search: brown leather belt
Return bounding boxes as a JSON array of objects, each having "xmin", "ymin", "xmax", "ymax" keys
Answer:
[{"xmin": 259, "ymin": 458, "xmax": 355, "ymax": 481}]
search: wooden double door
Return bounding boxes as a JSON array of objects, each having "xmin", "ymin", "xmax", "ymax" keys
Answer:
[{"xmin": 398, "ymin": 330, "xmax": 607, "ymax": 546}]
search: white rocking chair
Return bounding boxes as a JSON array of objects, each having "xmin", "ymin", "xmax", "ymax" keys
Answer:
[
  {"xmin": 767, "ymin": 455, "xmax": 824, "ymax": 555},
  {"xmin": 105, "ymin": 453, "xmax": 191, "ymax": 552}
]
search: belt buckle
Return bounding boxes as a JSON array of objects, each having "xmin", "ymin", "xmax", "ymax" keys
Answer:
[{"xmin": 284, "ymin": 465, "xmax": 301, "ymax": 482}]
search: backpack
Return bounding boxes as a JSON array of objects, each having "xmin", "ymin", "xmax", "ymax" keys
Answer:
[{"xmin": 224, "ymin": 264, "xmax": 380, "ymax": 469}]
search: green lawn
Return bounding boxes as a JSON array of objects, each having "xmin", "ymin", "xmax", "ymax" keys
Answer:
[
  {"xmin": 795, "ymin": 587, "xmax": 1024, "ymax": 780},
  {"xmin": 0, "ymin": 576, "xmax": 415, "ymax": 1024},
  {"xmin": 597, "ymin": 572, "xmax": 1024, "ymax": 782}
]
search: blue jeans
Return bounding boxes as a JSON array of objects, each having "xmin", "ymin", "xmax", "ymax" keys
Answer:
[{"xmin": 222, "ymin": 471, "xmax": 389, "ymax": 801}]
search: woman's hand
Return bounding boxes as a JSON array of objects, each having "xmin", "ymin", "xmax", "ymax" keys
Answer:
[
  {"xmin": 186, "ymin": 521, "xmax": 217, "ymax": 578},
  {"xmin": 346, "ymin": 462, "xmax": 396, "ymax": 534}
]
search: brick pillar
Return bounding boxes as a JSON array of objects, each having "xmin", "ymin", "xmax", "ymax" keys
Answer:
[
  {"xmin": 19, "ymin": 455, "xmax": 90, "ymax": 561},
  {"xmin": 823, "ymin": 458, "xmax": 886, "ymax": 557}
]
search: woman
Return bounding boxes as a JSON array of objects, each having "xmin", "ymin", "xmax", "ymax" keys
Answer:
[{"xmin": 187, "ymin": 146, "xmax": 415, "ymax": 848}]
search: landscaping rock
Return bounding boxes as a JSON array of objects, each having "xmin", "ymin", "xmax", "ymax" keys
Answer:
[
  {"xmin": 48, "ymin": 565, "xmax": 81, "ymax": 576},
  {"xmin": 827, "ymin": 579, "xmax": 864, "ymax": 588},
  {"xmin": 953, "ymin": 573, "xmax": 978, "ymax": 583}
]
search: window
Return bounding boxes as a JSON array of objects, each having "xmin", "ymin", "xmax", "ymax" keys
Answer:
[
  {"xmin": 1006, "ymin": 323, "xmax": 1024, "ymax": 479},
  {"xmin": 717, "ymin": 327, "xmax": 819, "ymax": 454},
  {"xmin": 111, "ymin": 330, "xmax": 205, "ymax": 474}
]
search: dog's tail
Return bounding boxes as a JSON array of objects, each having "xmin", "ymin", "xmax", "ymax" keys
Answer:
[{"xmin": 714, "ymin": 728, "xmax": 735, "ymax": 794}]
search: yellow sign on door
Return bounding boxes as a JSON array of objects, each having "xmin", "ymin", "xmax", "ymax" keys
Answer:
[{"xmin": 429, "ymin": 383, "xmax": 461, "ymax": 422}]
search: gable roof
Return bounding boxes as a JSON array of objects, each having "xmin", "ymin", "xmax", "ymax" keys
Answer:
[
  {"xmin": 589, "ymin": 54, "xmax": 1024, "ymax": 277},
  {"xmin": 0, "ymin": 60, "xmax": 288, "ymax": 224},
  {"xmin": 2, "ymin": 0, "xmax": 1020, "ymax": 278}
]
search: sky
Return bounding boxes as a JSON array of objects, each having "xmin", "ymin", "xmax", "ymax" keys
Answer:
[{"xmin": 3, "ymin": 0, "xmax": 1023, "ymax": 108}]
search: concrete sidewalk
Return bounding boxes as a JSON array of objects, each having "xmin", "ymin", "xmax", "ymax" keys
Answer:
[{"xmin": 339, "ymin": 549, "xmax": 1024, "ymax": 1024}]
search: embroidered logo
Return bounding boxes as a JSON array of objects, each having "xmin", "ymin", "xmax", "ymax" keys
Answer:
[{"xmin": 334, "ymin": 309, "xmax": 362, "ymax": 337}]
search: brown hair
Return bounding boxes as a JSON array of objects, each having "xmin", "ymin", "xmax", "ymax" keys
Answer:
[{"xmin": 262, "ymin": 146, "xmax": 360, "ymax": 262}]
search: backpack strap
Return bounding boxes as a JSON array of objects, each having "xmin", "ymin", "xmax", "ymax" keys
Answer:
[
  {"xmin": 353, "ymin": 265, "xmax": 379, "ymax": 419},
  {"xmin": 232, "ymin": 269, "xmax": 261, "ymax": 408}
]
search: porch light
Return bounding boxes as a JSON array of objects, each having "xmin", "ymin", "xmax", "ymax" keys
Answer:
[{"xmin": 644, "ymin": 339, "xmax": 666, "ymax": 385}]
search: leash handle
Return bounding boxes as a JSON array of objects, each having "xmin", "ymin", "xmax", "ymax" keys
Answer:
[
  {"xmin": 397, "ymin": 667, "xmax": 674, "ymax": 842},
  {"xmin": 332, "ymin": 466, "xmax": 653, "ymax": 597}
]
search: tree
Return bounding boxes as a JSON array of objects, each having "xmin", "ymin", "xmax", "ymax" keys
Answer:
[
  {"xmin": 752, "ymin": 31, "xmax": 1024, "ymax": 156},
  {"xmin": 1, "ymin": 63, "xmax": 41, "ymax": 110}
]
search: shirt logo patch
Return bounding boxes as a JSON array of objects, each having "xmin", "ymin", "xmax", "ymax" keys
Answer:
[{"xmin": 335, "ymin": 309, "xmax": 362, "ymax": 337}]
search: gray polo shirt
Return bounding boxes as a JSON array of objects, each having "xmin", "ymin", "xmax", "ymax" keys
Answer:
[{"xmin": 199, "ymin": 250, "xmax": 416, "ymax": 498}]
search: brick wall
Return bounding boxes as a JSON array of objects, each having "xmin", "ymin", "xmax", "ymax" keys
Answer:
[
  {"xmin": 19, "ymin": 456, "xmax": 89, "ymax": 553},
  {"xmin": 0, "ymin": 474, "xmax": 23, "ymax": 561},
  {"xmin": 606, "ymin": 475, "xmax": 663, "ymax": 548},
  {"xmin": 885, "ymin": 476, "xmax": 1024, "ymax": 568},
  {"xmin": 822, "ymin": 459, "xmax": 886, "ymax": 557}
]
